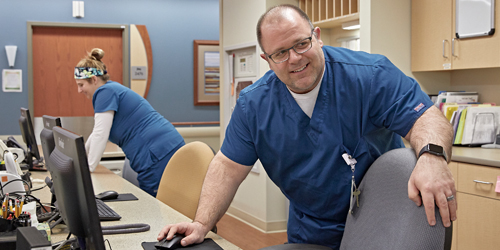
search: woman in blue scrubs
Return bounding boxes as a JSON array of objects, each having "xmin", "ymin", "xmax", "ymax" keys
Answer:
[
  {"xmin": 158, "ymin": 5, "xmax": 456, "ymax": 249},
  {"xmin": 74, "ymin": 48, "xmax": 185, "ymax": 197}
]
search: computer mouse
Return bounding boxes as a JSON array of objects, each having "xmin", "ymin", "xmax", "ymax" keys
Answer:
[
  {"xmin": 95, "ymin": 190, "xmax": 119, "ymax": 200},
  {"xmin": 155, "ymin": 234, "xmax": 184, "ymax": 249}
]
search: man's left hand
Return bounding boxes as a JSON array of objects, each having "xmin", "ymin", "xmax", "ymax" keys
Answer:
[{"xmin": 408, "ymin": 153, "xmax": 457, "ymax": 227}]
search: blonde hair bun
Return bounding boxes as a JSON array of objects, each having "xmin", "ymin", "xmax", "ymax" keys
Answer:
[{"xmin": 90, "ymin": 48, "xmax": 105, "ymax": 61}]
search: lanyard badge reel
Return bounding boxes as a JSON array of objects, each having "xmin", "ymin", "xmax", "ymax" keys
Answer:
[{"xmin": 342, "ymin": 153, "xmax": 360, "ymax": 214}]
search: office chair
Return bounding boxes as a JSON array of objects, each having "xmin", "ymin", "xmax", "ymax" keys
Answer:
[
  {"xmin": 260, "ymin": 148, "xmax": 452, "ymax": 250},
  {"xmin": 156, "ymin": 141, "xmax": 216, "ymax": 232},
  {"xmin": 122, "ymin": 158, "xmax": 140, "ymax": 187},
  {"xmin": 339, "ymin": 147, "xmax": 453, "ymax": 250}
]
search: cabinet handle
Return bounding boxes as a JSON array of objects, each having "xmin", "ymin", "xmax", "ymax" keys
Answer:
[
  {"xmin": 452, "ymin": 38, "xmax": 457, "ymax": 57},
  {"xmin": 473, "ymin": 180, "xmax": 494, "ymax": 185},
  {"xmin": 442, "ymin": 40, "xmax": 448, "ymax": 58}
]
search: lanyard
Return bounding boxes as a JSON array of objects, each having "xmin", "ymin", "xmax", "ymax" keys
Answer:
[{"xmin": 342, "ymin": 153, "xmax": 360, "ymax": 214}]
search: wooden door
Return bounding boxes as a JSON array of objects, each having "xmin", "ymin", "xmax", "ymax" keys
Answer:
[
  {"xmin": 411, "ymin": 0, "xmax": 452, "ymax": 71},
  {"xmin": 32, "ymin": 26, "xmax": 123, "ymax": 117},
  {"xmin": 452, "ymin": 0, "xmax": 500, "ymax": 70}
]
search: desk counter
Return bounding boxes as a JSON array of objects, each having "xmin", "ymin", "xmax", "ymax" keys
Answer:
[
  {"xmin": 30, "ymin": 165, "xmax": 240, "ymax": 250},
  {"xmin": 450, "ymin": 146, "xmax": 500, "ymax": 168},
  {"xmin": 102, "ymin": 142, "xmax": 125, "ymax": 159}
]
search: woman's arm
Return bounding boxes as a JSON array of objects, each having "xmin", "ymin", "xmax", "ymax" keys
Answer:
[{"xmin": 87, "ymin": 110, "xmax": 114, "ymax": 172}]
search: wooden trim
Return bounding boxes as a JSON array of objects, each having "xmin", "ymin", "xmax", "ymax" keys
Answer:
[
  {"xmin": 171, "ymin": 121, "xmax": 220, "ymax": 126},
  {"xmin": 226, "ymin": 206, "xmax": 287, "ymax": 233},
  {"xmin": 27, "ymin": 22, "xmax": 34, "ymax": 118},
  {"xmin": 135, "ymin": 25, "xmax": 153, "ymax": 98},
  {"xmin": 122, "ymin": 25, "xmax": 130, "ymax": 88}
]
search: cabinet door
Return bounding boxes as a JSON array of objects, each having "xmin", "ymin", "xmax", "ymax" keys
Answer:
[
  {"xmin": 456, "ymin": 193, "xmax": 500, "ymax": 249},
  {"xmin": 452, "ymin": 0, "xmax": 500, "ymax": 69},
  {"xmin": 411, "ymin": 0, "xmax": 453, "ymax": 71}
]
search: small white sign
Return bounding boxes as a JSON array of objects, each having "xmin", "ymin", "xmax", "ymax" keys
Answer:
[
  {"xmin": 131, "ymin": 66, "xmax": 147, "ymax": 80},
  {"xmin": 2, "ymin": 69, "xmax": 22, "ymax": 92}
]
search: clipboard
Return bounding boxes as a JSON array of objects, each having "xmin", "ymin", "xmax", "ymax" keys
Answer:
[{"xmin": 456, "ymin": 0, "xmax": 495, "ymax": 39}]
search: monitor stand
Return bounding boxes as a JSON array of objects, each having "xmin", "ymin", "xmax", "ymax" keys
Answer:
[
  {"xmin": 24, "ymin": 153, "xmax": 47, "ymax": 172},
  {"xmin": 21, "ymin": 162, "xmax": 47, "ymax": 171}
]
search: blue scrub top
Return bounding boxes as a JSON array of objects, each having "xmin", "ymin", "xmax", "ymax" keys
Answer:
[
  {"xmin": 93, "ymin": 81, "xmax": 184, "ymax": 194},
  {"xmin": 221, "ymin": 46, "xmax": 434, "ymax": 249}
]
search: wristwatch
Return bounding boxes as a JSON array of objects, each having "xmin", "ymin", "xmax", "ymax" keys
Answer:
[{"xmin": 418, "ymin": 143, "xmax": 448, "ymax": 162}]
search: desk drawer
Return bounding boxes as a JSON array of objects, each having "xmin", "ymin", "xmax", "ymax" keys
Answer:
[{"xmin": 458, "ymin": 163, "xmax": 500, "ymax": 200}]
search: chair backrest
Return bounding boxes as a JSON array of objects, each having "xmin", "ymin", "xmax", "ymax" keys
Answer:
[
  {"xmin": 156, "ymin": 141, "xmax": 215, "ymax": 220},
  {"xmin": 340, "ymin": 148, "xmax": 452, "ymax": 250},
  {"xmin": 122, "ymin": 158, "xmax": 140, "ymax": 187}
]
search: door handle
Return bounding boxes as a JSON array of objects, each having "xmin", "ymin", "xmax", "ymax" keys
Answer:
[
  {"xmin": 452, "ymin": 38, "xmax": 457, "ymax": 57},
  {"xmin": 442, "ymin": 40, "xmax": 448, "ymax": 58}
]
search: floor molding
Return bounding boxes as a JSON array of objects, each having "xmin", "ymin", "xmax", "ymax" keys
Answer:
[{"xmin": 226, "ymin": 206, "xmax": 287, "ymax": 233}]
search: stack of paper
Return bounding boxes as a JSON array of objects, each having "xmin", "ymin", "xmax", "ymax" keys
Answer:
[
  {"xmin": 434, "ymin": 91, "xmax": 478, "ymax": 112},
  {"xmin": 460, "ymin": 106, "xmax": 500, "ymax": 145}
]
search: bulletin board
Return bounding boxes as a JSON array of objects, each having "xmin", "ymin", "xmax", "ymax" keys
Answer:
[{"xmin": 456, "ymin": 0, "xmax": 495, "ymax": 39}]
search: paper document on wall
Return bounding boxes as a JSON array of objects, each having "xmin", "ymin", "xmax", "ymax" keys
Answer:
[
  {"xmin": 2, "ymin": 69, "xmax": 22, "ymax": 92},
  {"xmin": 461, "ymin": 107, "xmax": 500, "ymax": 145}
]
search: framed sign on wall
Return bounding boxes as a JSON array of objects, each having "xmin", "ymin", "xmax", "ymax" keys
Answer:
[{"xmin": 193, "ymin": 40, "xmax": 220, "ymax": 106}]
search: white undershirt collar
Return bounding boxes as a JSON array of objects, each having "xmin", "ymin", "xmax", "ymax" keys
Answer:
[{"xmin": 287, "ymin": 66, "xmax": 325, "ymax": 118}]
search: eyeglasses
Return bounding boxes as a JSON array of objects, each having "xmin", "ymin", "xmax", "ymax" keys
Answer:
[{"xmin": 266, "ymin": 30, "xmax": 314, "ymax": 64}]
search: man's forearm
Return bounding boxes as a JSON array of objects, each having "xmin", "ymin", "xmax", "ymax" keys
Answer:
[
  {"xmin": 405, "ymin": 106, "xmax": 454, "ymax": 162},
  {"xmin": 193, "ymin": 151, "xmax": 252, "ymax": 232}
]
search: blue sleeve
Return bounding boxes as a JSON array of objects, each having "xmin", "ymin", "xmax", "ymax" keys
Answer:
[
  {"xmin": 220, "ymin": 97, "xmax": 258, "ymax": 166},
  {"xmin": 368, "ymin": 57, "xmax": 434, "ymax": 137},
  {"xmin": 93, "ymin": 87, "xmax": 119, "ymax": 113}
]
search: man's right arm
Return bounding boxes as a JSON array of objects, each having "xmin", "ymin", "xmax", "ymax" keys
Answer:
[{"xmin": 157, "ymin": 151, "xmax": 253, "ymax": 246}]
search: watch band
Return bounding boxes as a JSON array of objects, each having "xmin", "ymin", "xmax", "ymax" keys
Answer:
[{"xmin": 418, "ymin": 143, "xmax": 448, "ymax": 162}]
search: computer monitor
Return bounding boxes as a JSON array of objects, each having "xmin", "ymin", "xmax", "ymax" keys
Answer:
[
  {"xmin": 19, "ymin": 107, "xmax": 44, "ymax": 171},
  {"xmin": 40, "ymin": 115, "xmax": 62, "ymax": 171},
  {"xmin": 49, "ymin": 126, "xmax": 105, "ymax": 250}
]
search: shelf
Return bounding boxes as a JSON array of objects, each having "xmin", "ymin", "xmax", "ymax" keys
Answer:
[
  {"xmin": 314, "ymin": 13, "xmax": 359, "ymax": 29},
  {"xmin": 299, "ymin": 0, "xmax": 359, "ymax": 28}
]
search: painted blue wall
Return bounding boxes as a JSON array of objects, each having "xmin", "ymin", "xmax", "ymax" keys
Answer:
[{"xmin": 0, "ymin": 0, "xmax": 219, "ymax": 135}]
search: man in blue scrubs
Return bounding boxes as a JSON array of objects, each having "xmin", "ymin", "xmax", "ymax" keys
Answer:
[{"xmin": 159, "ymin": 4, "xmax": 456, "ymax": 249}]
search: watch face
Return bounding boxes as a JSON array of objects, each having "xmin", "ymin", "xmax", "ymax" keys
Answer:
[{"xmin": 428, "ymin": 144, "xmax": 444, "ymax": 154}]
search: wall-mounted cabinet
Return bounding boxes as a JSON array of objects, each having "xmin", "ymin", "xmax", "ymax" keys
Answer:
[
  {"xmin": 299, "ymin": 0, "xmax": 359, "ymax": 29},
  {"xmin": 412, "ymin": 0, "xmax": 500, "ymax": 72}
]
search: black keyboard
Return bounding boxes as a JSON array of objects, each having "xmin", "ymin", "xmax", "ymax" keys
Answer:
[
  {"xmin": 96, "ymin": 199, "xmax": 121, "ymax": 221},
  {"xmin": 37, "ymin": 211, "xmax": 58, "ymax": 222}
]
